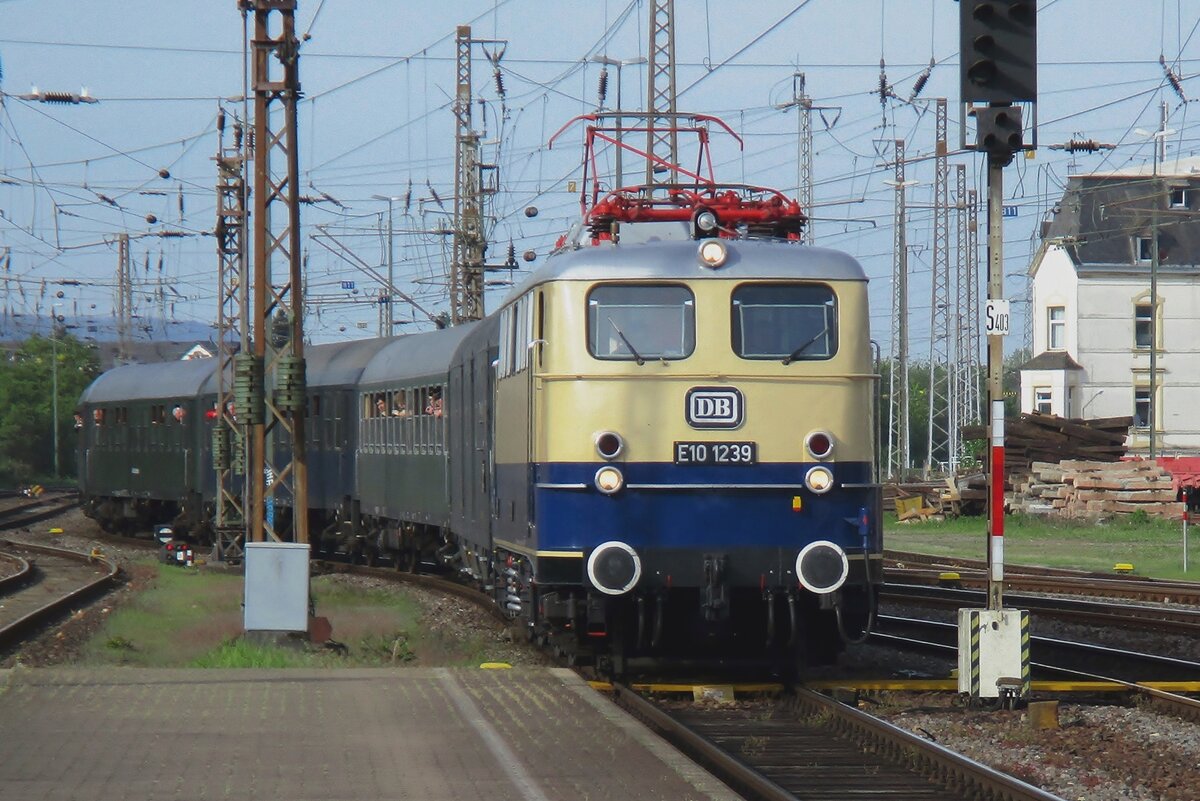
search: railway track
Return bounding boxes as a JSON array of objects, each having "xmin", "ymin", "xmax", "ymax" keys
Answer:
[
  {"xmin": 870, "ymin": 615, "xmax": 1200, "ymax": 724},
  {"xmin": 885, "ymin": 549, "xmax": 1200, "ymax": 605},
  {"xmin": 610, "ymin": 683, "xmax": 1064, "ymax": 801},
  {"xmin": 881, "ymin": 582, "xmax": 1200, "ymax": 636},
  {"xmin": 0, "ymin": 492, "xmax": 82, "ymax": 534},
  {"xmin": 875, "ymin": 613, "xmax": 1200, "ymax": 681},
  {"xmin": 0, "ymin": 538, "xmax": 120, "ymax": 655}
]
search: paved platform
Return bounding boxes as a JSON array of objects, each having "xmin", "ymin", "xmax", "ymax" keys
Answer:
[{"xmin": 0, "ymin": 667, "xmax": 743, "ymax": 801}]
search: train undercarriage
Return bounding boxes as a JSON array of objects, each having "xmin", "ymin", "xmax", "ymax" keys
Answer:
[{"xmin": 81, "ymin": 493, "xmax": 874, "ymax": 678}]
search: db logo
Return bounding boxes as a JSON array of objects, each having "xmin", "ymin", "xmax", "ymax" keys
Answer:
[{"xmin": 685, "ymin": 387, "xmax": 744, "ymax": 429}]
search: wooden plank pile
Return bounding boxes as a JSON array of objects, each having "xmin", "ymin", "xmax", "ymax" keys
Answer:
[
  {"xmin": 886, "ymin": 474, "xmax": 989, "ymax": 521},
  {"xmin": 1008, "ymin": 459, "xmax": 1186, "ymax": 520},
  {"xmin": 962, "ymin": 413, "xmax": 1131, "ymax": 478}
]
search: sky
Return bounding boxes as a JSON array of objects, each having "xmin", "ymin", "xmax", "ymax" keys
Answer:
[{"xmin": 0, "ymin": 0, "xmax": 1196, "ymax": 353}]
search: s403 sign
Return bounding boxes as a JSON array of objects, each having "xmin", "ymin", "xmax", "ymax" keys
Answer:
[{"xmin": 986, "ymin": 299, "xmax": 1010, "ymax": 337}]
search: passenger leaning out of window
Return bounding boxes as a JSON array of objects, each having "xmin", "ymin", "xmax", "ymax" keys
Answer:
[{"xmin": 426, "ymin": 389, "xmax": 443, "ymax": 417}]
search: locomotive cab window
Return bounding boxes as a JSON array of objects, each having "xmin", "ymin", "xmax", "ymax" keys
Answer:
[
  {"xmin": 587, "ymin": 284, "xmax": 695, "ymax": 361},
  {"xmin": 732, "ymin": 283, "xmax": 837, "ymax": 361}
]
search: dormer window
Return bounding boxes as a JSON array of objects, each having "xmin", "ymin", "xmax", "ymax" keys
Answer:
[
  {"xmin": 1135, "ymin": 236, "xmax": 1154, "ymax": 263},
  {"xmin": 1170, "ymin": 188, "xmax": 1189, "ymax": 208}
]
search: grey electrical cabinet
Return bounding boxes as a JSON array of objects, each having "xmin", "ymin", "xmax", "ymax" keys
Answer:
[{"xmin": 244, "ymin": 542, "xmax": 311, "ymax": 632}]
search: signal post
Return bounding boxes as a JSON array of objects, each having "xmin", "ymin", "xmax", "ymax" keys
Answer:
[{"xmin": 958, "ymin": 0, "xmax": 1036, "ymax": 706}]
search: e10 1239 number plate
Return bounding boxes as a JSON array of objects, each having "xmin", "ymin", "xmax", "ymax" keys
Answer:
[{"xmin": 673, "ymin": 441, "xmax": 757, "ymax": 465}]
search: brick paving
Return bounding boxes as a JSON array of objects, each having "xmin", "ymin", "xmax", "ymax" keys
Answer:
[{"xmin": 0, "ymin": 667, "xmax": 742, "ymax": 801}]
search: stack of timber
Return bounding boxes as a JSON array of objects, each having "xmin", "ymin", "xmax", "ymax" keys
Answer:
[
  {"xmin": 962, "ymin": 413, "xmax": 1131, "ymax": 479},
  {"xmin": 1008, "ymin": 459, "xmax": 1186, "ymax": 520},
  {"xmin": 886, "ymin": 474, "xmax": 988, "ymax": 520}
]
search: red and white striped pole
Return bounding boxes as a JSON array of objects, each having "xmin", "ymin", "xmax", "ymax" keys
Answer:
[
  {"xmin": 986, "ymin": 155, "xmax": 1006, "ymax": 612},
  {"xmin": 989, "ymin": 399, "xmax": 1005, "ymax": 590}
]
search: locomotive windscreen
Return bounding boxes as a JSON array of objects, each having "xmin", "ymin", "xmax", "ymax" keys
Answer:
[
  {"xmin": 732, "ymin": 284, "xmax": 837, "ymax": 360},
  {"xmin": 587, "ymin": 284, "xmax": 696, "ymax": 360}
]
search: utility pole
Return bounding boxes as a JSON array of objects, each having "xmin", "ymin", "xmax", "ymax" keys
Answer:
[
  {"xmin": 926, "ymin": 99, "xmax": 952, "ymax": 477},
  {"xmin": 645, "ymin": 0, "xmax": 678, "ymax": 186},
  {"xmin": 212, "ymin": 104, "xmax": 249, "ymax": 561},
  {"xmin": 373, "ymin": 196, "xmax": 397, "ymax": 337},
  {"xmin": 115, "ymin": 233, "xmax": 132, "ymax": 363},
  {"xmin": 50, "ymin": 307, "xmax": 61, "ymax": 479},
  {"xmin": 591, "ymin": 55, "xmax": 646, "ymax": 191},
  {"xmin": 885, "ymin": 140, "xmax": 914, "ymax": 480},
  {"xmin": 1149, "ymin": 100, "xmax": 1168, "ymax": 460},
  {"xmin": 241, "ymin": 0, "xmax": 308, "ymax": 545}
]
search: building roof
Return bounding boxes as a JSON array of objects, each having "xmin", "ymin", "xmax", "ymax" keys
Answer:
[
  {"xmin": 499, "ymin": 238, "xmax": 869, "ymax": 310},
  {"xmin": 1042, "ymin": 163, "xmax": 1200, "ymax": 272},
  {"xmin": 1019, "ymin": 350, "xmax": 1084, "ymax": 371}
]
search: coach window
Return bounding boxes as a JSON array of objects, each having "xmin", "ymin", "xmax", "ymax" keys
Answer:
[
  {"xmin": 587, "ymin": 284, "xmax": 695, "ymax": 361},
  {"xmin": 359, "ymin": 394, "xmax": 372, "ymax": 453},
  {"xmin": 732, "ymin": 283, "xmax": 837, "ymax": 361}
]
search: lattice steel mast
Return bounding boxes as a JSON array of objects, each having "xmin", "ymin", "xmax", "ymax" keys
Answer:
[
  {"xmin": 212, "ymin": 105, "xmax": 249, "ymax": 560},
  {"xmin": 952, "ymin": 163, "xmax": 970, "ymax": 469},
  {"xmin": 115, "ymin": 233, "xmax": 132, "ymax": 363},
  {"xmin": 926, "ymin": 99, "xmax": 952, "ymax": 475},
  {"xmin": 645, "ymin": 0, "xmax": 678, "ymax": 186},
  {"xmin": 886, "ymin": 140, "xmax": 911, "ymax": 479},
  {"xmin": 451, "ymin": 25, "xmax": 486, "ymax": 324},
  {"xmin": 241, "ymin": 0, "xmax": 308, "ymax": 544}
]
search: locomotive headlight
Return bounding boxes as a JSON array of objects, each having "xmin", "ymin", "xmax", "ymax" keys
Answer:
[
  {"xmin": 805, "ymin": 430, "xmax": 834, "ymax": 460},
  {"xmin": 697, "ymin": 238, "xmax": 727, "ymax": 268},
  {"xmin": 594, "ymin": 465, "xmax": 625, "ymax": 494},
  {"xmin": 795, "ymin": 540, "xmax": 849, "ymax": 594},
  {"xmin": 804, "ymin": 465, "xmax": 835, "ymax": 494}
]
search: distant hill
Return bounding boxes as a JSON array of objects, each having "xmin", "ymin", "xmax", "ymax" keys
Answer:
[{"xmin": 0, "ymin": 313, "xmax": 215, "ymax": 343}]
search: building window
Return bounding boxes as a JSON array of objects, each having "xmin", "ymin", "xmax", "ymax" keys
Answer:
[
  {"xmin": 1034, "ymin": 387, "xmax": 1052, "ymax": 414},
  {"xmin": 1135, "ymin": 236, "xmax": 1154, "ymax": 263},
  {"xmin": 1134, "ymin": 387, "xmax": 1151, "ymax": 428},
  {"xmin": 1135, "ymin": 303, "xmax": 1153, "ymax": 349},
  {"xmin": 1047, "ymin": 306, "xmax": 1065, "ymax": 350},
  {"xmin": 1170, "ymin": 188, "xmax": 1189, "ymax": 208}
]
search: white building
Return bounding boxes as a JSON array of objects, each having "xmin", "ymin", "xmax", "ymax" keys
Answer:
[{"xmin": 1020, "ymin": 157, "xmax": 1200, "ymax": 455}]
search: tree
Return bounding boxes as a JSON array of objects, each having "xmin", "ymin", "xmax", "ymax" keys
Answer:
[{"xmin": 0, "ymin": 332, "xmax": 100, "ymax": 484}]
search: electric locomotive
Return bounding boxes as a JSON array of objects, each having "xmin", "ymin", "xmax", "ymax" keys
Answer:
[{"xmin": 449, "ymin": 200, "xmax": 881, "ymax": 672}]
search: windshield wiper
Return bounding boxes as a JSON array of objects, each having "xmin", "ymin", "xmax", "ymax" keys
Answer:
[
  {"xmin": 782, "ymin": 327, "xmax": 829, "ymax": 365},
  {"xmin": 609, "ymin": 319, "xmax": 645, "ymax": 365}
]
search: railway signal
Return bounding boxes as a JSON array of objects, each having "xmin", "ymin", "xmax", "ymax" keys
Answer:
[
  {"xmin": 960, "ymin": 0, "xmax": 1038, "ymax": 706},
  {"xmin": 960, "ymin": 1, "xmax": 1037, "ymax": 105}
]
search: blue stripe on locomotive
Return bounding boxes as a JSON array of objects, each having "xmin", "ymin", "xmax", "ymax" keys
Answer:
[{"xmin": 526, "ymin": 460, "xmax": 877, "ymax": 553}]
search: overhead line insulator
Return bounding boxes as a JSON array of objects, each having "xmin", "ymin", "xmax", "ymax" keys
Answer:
[{"xmin": 1160, "ymin": 54, "xmax": 1187, "ymax": 102}]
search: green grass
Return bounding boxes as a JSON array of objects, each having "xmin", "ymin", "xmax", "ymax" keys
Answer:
[
  {"xmin": 79, "ymin": 563, "xmax": 508, "ymax": 669},
  {"xmin": 886, "ymin": 512, "xmax": 1198, "ymax": 580}
]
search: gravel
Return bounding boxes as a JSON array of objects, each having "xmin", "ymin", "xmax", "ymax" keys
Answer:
[
  {"xmin": 840, "ymin": 618, "xmax": 1200, "ymax": 801},
  {"xmin": 876, "ymin": 694, "xmax": 1200, "ymax": 801}
]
